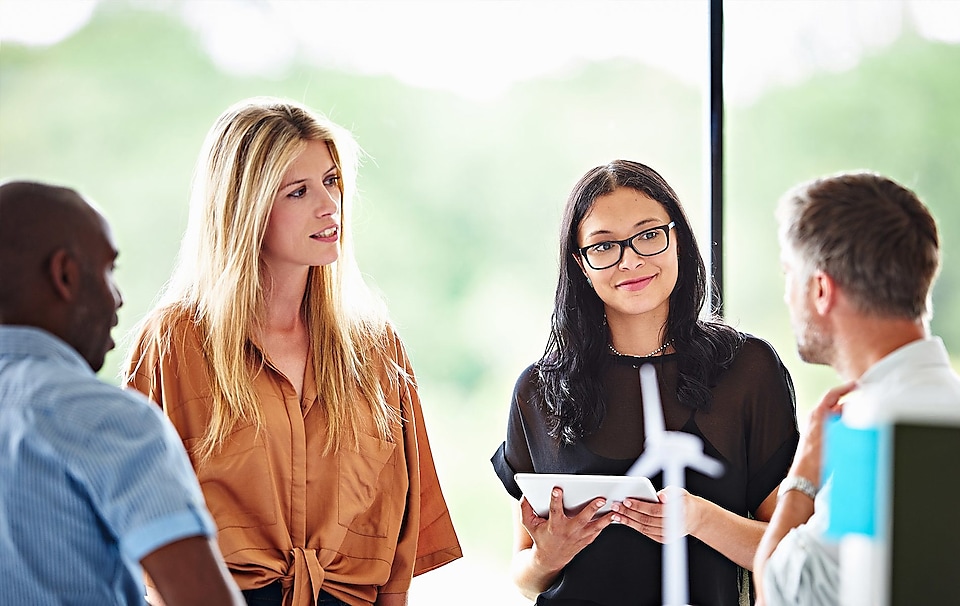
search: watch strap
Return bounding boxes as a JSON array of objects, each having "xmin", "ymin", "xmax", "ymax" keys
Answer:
[{"xmin": 777, "ymin": 475, "xmax": 818, "ymax": 501}]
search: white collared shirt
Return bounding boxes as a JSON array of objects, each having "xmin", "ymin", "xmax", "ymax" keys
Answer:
[{"xmin": 763, "ymin": 337, "xmax": 960, "ymax": 606}]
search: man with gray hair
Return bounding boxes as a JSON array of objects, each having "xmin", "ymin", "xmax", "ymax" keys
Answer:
[{"xmin": 753, "ymin": 171, "xmax": 960, "ymax": 605}]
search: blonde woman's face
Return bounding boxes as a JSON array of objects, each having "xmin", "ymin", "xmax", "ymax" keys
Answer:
[{"xmin": 262, "ymin": 140, "xmax": 342, "ymax": 274}]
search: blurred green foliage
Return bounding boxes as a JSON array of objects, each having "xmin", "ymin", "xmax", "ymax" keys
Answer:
[
  {"xmin": 725, "ymin": 31, "xmax": 960, "ymax": 410},
  {"xmin": 2, "ymin": 3, "xmax": 958, "ymax": 597}
]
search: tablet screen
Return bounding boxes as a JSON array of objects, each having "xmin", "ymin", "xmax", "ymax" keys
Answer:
[{"xmin": 514, "ymin": 473, "xmax": 659, "ymax": 517}]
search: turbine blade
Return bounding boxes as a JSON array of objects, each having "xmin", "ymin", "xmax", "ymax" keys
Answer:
[{"xmin": 640, "ymin": 364, "xmax": 666, "ymax": 440}]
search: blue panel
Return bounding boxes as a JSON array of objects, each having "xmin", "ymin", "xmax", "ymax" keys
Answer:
[{"xmin": 824, "ymin": 417, "xmax": 880, "ymax": 538}]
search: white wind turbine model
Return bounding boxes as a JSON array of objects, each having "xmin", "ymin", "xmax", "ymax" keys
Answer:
[{"xmin": 626, "ymin": 364, "xmax": 724, "ymax": 606}]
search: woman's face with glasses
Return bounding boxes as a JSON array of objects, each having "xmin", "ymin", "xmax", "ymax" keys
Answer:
[{"xmin": 576, "ymin": 186, "xmax": 679, "ymax": 322}]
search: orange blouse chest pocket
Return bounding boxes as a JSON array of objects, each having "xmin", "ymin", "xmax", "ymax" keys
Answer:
[
  {"xmin": 337, "ymin": 432, "xmax": 401, "ymax": 538},
  {"xmin": 185, "ymin": 423, "xmax": 279, "ymax": 530}
]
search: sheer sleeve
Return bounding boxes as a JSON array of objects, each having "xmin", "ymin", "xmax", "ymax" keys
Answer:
[
  {"xmin": 491, "ymin": 364, "xmax": 540, "ymax": 500},
  {"xmin": 740, "ymin": 337, "xmax": 800, "ymax": 512}
]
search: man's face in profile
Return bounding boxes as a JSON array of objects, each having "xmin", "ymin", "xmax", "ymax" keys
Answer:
[
  {"xmin": 781, "ymin": 245, "xmax": 831, "ymax": 366},
  {"xmin": 70, "ymin": 210, "xmax": 123, "ymax": 372}
]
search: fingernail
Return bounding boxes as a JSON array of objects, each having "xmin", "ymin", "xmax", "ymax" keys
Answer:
[
  {"xmin": 612, "ymin": 515, "xmax": 621, "ymax": 523},
  {"xmin": 623, "ymin": 500, "xmax": 631, "ymax": 508},
  {"xmin": 596, "ymin": 500, "xmax": 606, "ymax": 508},
  {"xmin": 552, "ymin": 489, "xmax": 560, "ymax": 497}
]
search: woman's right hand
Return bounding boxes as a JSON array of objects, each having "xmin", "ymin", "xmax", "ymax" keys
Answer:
[
  {"xmin": 520, "ymin": 487, "xmax": 615, "ymax": 573},
  {"xmin": 510, "ymin": 487, "xmax": 615, "ymax": 599}
]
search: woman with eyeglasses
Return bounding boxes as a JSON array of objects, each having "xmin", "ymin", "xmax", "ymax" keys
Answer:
[
  {"xmin": 124, "ymin": 97, "xmax": 461, "ymax": 606},
  {"xmin": 491, "ymin": 160, "xmax": 799, "ymax": 606}
]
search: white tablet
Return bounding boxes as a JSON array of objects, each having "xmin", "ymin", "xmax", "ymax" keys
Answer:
[{"xmin": 514, "ymin": 473, "xmax": 659, "ymax": 517}]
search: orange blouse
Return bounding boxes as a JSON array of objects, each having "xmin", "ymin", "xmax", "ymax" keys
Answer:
[{"xmin": 125, "ymin": 311, "xmax": 461, "ymax": 606}]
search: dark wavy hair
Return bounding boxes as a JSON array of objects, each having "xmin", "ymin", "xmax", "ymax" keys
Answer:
[{"xmin": 536, "ymin": 160, "xmax": 744, "ymax": 444}]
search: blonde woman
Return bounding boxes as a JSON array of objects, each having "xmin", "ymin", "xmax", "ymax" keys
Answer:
[{"xmin": 125, "ymin": 97, "xmax": 461, "ymax": 606}]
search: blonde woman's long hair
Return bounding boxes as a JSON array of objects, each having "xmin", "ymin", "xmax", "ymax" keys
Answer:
[{"xmin": 142, "ymin": 97, "xmax": 395, "ymax": 462}]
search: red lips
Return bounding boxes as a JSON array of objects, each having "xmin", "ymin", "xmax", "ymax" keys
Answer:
[{"xmin": 616, "ymin": 275, "xmax": 655, "ymax": 291}]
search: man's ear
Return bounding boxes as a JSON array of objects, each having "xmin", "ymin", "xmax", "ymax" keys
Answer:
[
  {"xmin": 47, "ymin": 249, "xmax": 80, "ymax": 302},
  {"xmin": 811, "ymin": 270, "xmax": 836, "ymax": 315}
]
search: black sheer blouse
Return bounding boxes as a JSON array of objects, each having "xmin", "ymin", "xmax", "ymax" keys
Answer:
[{"xmin": 491, "ymin": 335, "xmax": 799, "ymax": 606}]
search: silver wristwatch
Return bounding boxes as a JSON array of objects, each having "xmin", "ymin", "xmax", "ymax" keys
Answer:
[{"xmin": 777, "ymin": 475, "xmax": 818, "ymax": 501}]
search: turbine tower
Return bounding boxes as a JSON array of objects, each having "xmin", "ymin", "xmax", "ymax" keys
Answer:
[{"xmin": 626, "ymin": 364, "xmax": 724, "ymax": 606}]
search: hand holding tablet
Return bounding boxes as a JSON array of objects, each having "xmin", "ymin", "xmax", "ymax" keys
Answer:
[{"xmin": 515, "ymin": 472, "xmax": 659, "ymax": 517}]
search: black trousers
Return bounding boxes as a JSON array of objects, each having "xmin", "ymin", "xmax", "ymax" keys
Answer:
[{"xmin": 242, "ymin": 582, "xmax": 349, "ymax": 606}]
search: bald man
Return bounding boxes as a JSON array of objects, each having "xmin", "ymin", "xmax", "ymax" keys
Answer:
[{"xmin": 0, "ymin": 181, "xmax": 243, "ymax": 605}]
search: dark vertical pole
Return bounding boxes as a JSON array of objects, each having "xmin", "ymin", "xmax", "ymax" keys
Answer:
[{"xmin": 710, "ymin": 0, "xmax": 724, "ymax": 317}]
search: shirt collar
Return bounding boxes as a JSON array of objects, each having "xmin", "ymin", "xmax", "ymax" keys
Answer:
[
  {"xmin": 858, "ymin": 337, "xmax": 949, "ymax": 387},
  {"xmin": 0, "ymin": 325, "xmax": 93, "ymax": 375}
]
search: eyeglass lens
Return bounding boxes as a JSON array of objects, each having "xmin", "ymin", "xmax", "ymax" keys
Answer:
[{"xmin": 584, "ymin": 226, "xmax": 669, "ymax": 269}]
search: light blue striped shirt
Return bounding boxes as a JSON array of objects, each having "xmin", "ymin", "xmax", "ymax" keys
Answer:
[{"xmin": 0, "ymin": 326, "xmax": 217, "ymax": 605}]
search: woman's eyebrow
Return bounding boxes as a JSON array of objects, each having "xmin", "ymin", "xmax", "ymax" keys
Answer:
[
  {"xmin": 583, "ymin": 218, "xmax": 663, "ymax": 239},
  {"xmin": 279, "ymin": 177, "xmax": 307, "ymax": 191}
]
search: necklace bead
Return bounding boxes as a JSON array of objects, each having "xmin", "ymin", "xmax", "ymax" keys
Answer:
[{"xmin": 608, "ymin": 339, "xmax": 673, "ymax": 357}]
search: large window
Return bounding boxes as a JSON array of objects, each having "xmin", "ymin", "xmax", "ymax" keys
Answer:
[{"xmin": 2, "ymin": 2, "xmax": 956, "ymax": 602}]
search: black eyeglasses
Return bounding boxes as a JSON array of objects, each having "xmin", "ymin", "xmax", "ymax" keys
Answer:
[{"xmin": 578, "ymin": 222, "xmax": 676, "ymax": 270}]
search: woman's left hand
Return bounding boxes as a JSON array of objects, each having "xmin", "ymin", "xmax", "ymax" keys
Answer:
[{"xmin": 610, "ymin": 486, "xmax": 703, "ymax": 543}]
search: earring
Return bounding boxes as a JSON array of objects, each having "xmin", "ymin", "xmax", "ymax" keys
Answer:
[{"xmin": 586, "ymin": 277, "xmax": 593, "ymax": 288}]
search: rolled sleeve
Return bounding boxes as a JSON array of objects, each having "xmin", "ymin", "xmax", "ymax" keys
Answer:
[
  {"xmin": 122, "ymin": 505, "xmax": 217, "ymax": 562},
  {"xmin": 763, "ymin": 488, "xmax": 839, "ymax": 606},
  {"xmin": 382, "ymin": 333, "xmax": 461, "ymax": 593},
  {"xmin": 60, "ymin": 385, "xmax": 216, "ymax": 563},
  {"xmin": 490, "ymin": 442, "xmax": 522, "ymax": 500}
]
